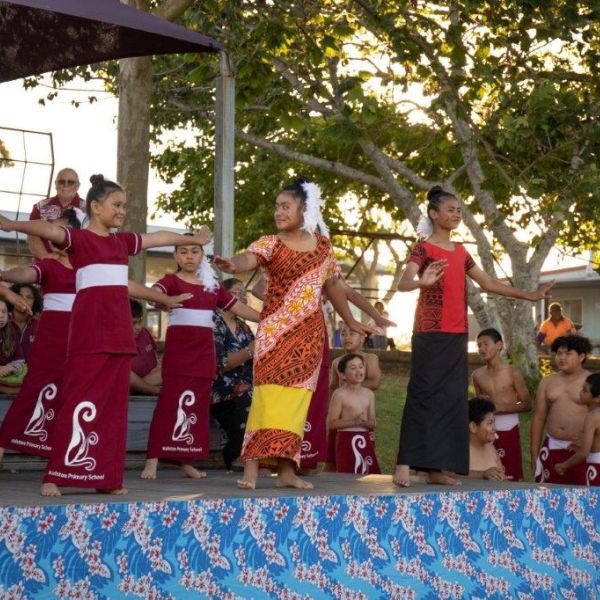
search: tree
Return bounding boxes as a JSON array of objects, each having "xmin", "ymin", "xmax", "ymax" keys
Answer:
[{"xmin": 148, "ymin": 0, "xmax": 600, "ymax": 375}]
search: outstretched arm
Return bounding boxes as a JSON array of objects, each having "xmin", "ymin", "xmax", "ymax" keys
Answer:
[
  {"xmin": 324, "ymin": 277, "xmax": 377, "ymax": 337},
  {"xmin": 0, "ymin": 287, "xmax": 33, "ymax": 315},
  {"xmin": 468, "ymin": 265, "xmax": 555, "ymax": 301},
  {"xmin": 0, "ymin": 266, "xmax": 38, "ymax": 284},
  {"xmin": 0, "ymin": 215, "xmax": 66, "ymax": 246},
  {"xmin": 27, "ymin": 235, "xmax": 51, "ymax": 260},
  {"xmin": 127, "ymin": 280, "xmax": 192, "ymax": 309},
  {"xmin": 343, "ymin": 281, "xmax": 396, "ymax": 328},
  {"xmin": 229, "ymin": 301, "xmax": 260, "ymax": 323},
  {"xmin": 139, "ymin": 226, "xmax": 210, "ymax": 250},
  {"xmin": 213, "ymin": 252, "xmax": 259, "ymax": 274}
]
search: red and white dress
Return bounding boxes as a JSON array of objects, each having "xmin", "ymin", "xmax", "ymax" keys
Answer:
[
  {"xmin": 586, "ymin": 452, "xmax": 600, "ymax": 486},
  {"xmin": 43, "ymin": 227, "xmax": 141, "ymax": 490},
  {"xmin": 534, "ymin": 435, "xmax": 588, "ymax": 485},
  {"xmin": 145, "ymin": 274, "xmax": 236, "ymax": 463},
  {"xmin": 0, "ymin": 259, "xmax": 75, "ymax": 457}
]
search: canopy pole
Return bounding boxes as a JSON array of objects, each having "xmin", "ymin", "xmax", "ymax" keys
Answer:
[{"xmin": 213, "ymin": 50, "xmax": 235, "ymax": 260}]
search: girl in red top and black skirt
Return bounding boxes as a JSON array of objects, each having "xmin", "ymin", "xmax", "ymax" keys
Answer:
[{"xmin": 393, "ymin": 186, "xmax": 553, "ymax": 487}]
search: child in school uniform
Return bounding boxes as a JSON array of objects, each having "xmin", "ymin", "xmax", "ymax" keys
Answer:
[
  {"xmin": 9, "ymin": 283, "xmax": 42, "ymax": 362},
  {"xmin": 327, "ymin": 353, "xmax": 380, "ymax": 474},
  {"xmin": 130, "ymin": 299, "xmax": 162, "ymax": 396},
  {"xmin": 0, "ymin": 299, "xmax": 26, "ymax": 393},
  {"xmin": 0, "ymin": 208, "xmax": 190, "ymax": 466},
  {"xmin": 0, "ymin": 174, "xmax": 210, "ymax": 496},
  {"xmin": 141, "ymin": 237, "xmax": 260, "ymax": 480}
]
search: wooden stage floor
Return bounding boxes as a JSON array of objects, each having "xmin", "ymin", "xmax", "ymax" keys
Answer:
[{"xmin": 0, "ymin": 469, "xmax": 559, "ymax": 508}]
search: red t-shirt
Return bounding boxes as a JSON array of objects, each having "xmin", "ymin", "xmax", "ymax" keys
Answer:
[
  {"xmin": 132, "ymin": 328, "xmax": 158, "ymax": 377},
  {"xmin": 29, "ymin": 195, "xmax": 86, "ymax": 253},
  {"xmin": 33, "ymin": 258, "xmax": 76, "ymax": 295},
  {"xmin": 155, "ymin": 273, "xmax": 236, "ymax": 379},
  {"xmin": 60, "ymin": 227, "xmax": 142, "ymax": 356},
  {"xmin": 410, "ymin": 241, "xmax": 475, "ymax": 333}
]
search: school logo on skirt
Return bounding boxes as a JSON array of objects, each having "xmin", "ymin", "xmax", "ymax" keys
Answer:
[
  {"xmin": 171, "ymin": 390, "xmax": 197, "ymax": 445},
  {"xmin": 64, "ymin": 401, "xmax": 98, "ymax": 471},
  {"xmin": 24, "ymin": 383, "xmax": 57, "ymax": 442}
]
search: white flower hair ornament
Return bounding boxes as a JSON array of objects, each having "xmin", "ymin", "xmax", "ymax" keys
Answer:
[
  {"xmin": 301, "ymin": 181, "xmax": 329, "ymax": 238},
  {"xmin": 72, "ymin": 207, "xmax": 89, "ymax": 229},
  {"xmin": 416, "ymin": 213, "xmax": 433, "ymax": 240},
  {"xmin": 196, "ymin": 255, "xmax": 220, "ymax": 292}
]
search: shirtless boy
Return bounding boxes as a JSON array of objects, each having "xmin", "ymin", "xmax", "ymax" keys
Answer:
[
  {"xmin": 466, "ymin": 397, "xmax": 506, "ymax": 481},
  {"xmin": 555, "ymin": 372, "xmax": 600, "ymax": 486},
  {"xmin": 327, "ymin": 353, "xmax": 380, "ymax": 474},
  {"xmin": 531, "ymin": 335, "xmax": 592, "ymax": 485},
  {"xmin": 324, "ymin": 324, "xmax": 381, "ymax": 472},
  {"xmin": 472, "ymin": 328, "xmax": 530, "ymax": 480}
]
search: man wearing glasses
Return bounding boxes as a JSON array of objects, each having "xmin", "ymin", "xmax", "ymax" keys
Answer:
[{"xmin": 28, "ymin": 168, "xmax": 86, "ymax": 259}]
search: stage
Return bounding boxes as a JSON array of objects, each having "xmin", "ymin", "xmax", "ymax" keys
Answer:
[{"xmin": 1, "ymin": 471, "xmax": 599, "ymax": 598}]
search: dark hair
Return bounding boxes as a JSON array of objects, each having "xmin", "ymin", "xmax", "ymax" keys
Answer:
[
  {"xmin": 222, "ymin": 277, "xmax": 243, "ymax": 291},
  {"xmin": 426, "ymin": 185, "xmax": 456, "ymax": 218},
  {"xmin": 586, "ymin": 373, "xmax": 600, "ymax": 398},
  {"xmin": 175, "ymin": 232, "xmax": 203, "ymax": 272},
  {"xmin": 468, "ymin": 396, "xmax": 496, "ymax": 425},
  {"xmin": 550, "ymin": 335, "xmax": 592, "ymax": 358},
  {"xmin": 477, "ymin": 328, "xmax": 503, "ymax": 344},
  {"xmin": 59, "ymin": 207, "xmax": 82, "ymax": 230},
  {"xmin": 86, "ymin": 174, "xmax": 123, "ymax": 217},
  {"xmin": 337, "ymin": 352, "xmax": 365, "ymax": 374},
  {"xmin": 280, "ymin": 176, "xmax": 311, "ymax": 205},
  {"xmin": 0, "ymin": 299, "xmax": 15, "ymax": 358},
  {"xmin": 130, "ymin": 299, "xmax": 144, "ymax": 319},
  {"xmin": 10, "ymin": 283, "xmax": 43, "ymax": 315}
]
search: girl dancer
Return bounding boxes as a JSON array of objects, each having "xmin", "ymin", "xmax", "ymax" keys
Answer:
[
  {"xmin": 142, "ymin": 239, "xmax": 259, "ymax": 480},
  {"xmin": 0, "ymin": 208, "xmax": 191, "ymax": 464},
  {"xmin": 0, "ymin": 174, "xmax": 209, "ymax": 496},
  {"xmin": 215, "ymin": 177, "xmax": 373, "ymax": 490},
  {"xmin": 393, "ymin": 186, "xmax": 553, "ymax": 487}
]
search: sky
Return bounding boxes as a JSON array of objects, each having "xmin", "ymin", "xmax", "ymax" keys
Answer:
[{"xmin": 0, "ymin": 78, "xmax": 179, "ymax": 227}]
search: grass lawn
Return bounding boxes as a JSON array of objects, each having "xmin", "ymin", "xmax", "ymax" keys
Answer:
[{"xmin": 374, "ymin": 373, "xmax": 535, "ymax": 480}]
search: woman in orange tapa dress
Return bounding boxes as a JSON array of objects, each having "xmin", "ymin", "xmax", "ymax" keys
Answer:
[{"xmin": 214, "ymin": 177, "xmax": 372, "ymax": 490}]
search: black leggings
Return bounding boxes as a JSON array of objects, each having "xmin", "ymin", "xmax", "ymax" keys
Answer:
[{"xmin": 210, "ymin": 396, "xmax": 251, "ymax": 470}]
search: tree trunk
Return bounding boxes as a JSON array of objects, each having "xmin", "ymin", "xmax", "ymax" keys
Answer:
[{"xmin": 117, "ymin": 55, "xmax": 153, "ymax": 283}]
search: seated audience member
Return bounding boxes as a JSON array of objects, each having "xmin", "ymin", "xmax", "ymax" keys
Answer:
[
  {"xmin": 327, "ymin": 353, "xmax": 380, "ymax": 475},
  {"xmin": 0, "ymin": 299, "xmax": 26, "ymax": 393},
  {"xmin": 27, "ymin": 167, "xmax": 85, "ymax": 259},
  {"xmin": 555, "ymin": 373, "xmax": 600, "ymax": 486},
  {"xmin": 130, "ymin": 299, "xmax": 161, "ymax": 395},
  {"xmin": 211, "ymin": 278, "xmax": 255, "ymax": 472},
  {"xmin": 466, "ymin": 397, "xmax": 506, "ymax": 481},
  {"xmin": 9, "ymin": 283, "xmax": 41, "ymax": 362},
  {"xmin": 536, "ymin": 302, "xmax": 576, "ymax": 348},
  {"xmin": 531, "ymin": 335, "xmax": 592, "ymax": 485},
  {"xmin": 472, "ymin": 328, "xmax": 530, "ymax": 480}
]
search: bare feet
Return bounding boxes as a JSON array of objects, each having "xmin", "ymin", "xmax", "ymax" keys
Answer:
[
  {"xmin": 40, "ymin": 483, "xmax": 61, "ymax": 497},
  {"xmin": 97, "ymin": 488, "xmax": 129, "ymax": 495},
  {"xmin": 181, "ymin": 464, "xmax": 207, "ymax": 479},
  {"xmin": 237, "ymin": 479, "xmax": 256, "ymax": 490},
  {"xmin": 392, "ymin": 464, "xmax": 411, "ymax": 488},
  {"xmin": 237, "ymin": 459, "xmax": 259, "ymax": 490},
  {"xmin": 140, "ymin": 458, "xmax": 158, "ymax": 480},
  {"xmin": 426, "ymin": 471, "xmax": 461, "ymax": 485},
  {"xmin": 277, "ymin": 458, "xmax": 313, "ymax": 489},
  {"xmin": 276, "ymin": 473, "xmax": 314, "ymax": 489}
]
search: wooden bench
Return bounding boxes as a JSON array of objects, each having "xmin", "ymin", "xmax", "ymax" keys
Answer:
[{"xmin": 0, "ymin": 395, "xmax": 226, "ymax": 472}]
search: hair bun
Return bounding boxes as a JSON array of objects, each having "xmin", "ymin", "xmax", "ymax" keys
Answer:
[
  {"xmin": 89, "ymin": 174, "xmax": 105, "ymax": 186},
  {"xmin": 426, "ymin": 185, "xmax": 445, "ymax": 201}
]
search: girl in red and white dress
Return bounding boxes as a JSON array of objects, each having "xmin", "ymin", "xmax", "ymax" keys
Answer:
[
  {"xmin": 142, "ymin": 238, "xmax": 259, "ymax": 480},
  {"xmin": 0, "ymin": 208, "xmax": 191, "ymax": 465},
  {"xmin": 0, "ymin": 174, "xmax": 209, "ymax": 496}
]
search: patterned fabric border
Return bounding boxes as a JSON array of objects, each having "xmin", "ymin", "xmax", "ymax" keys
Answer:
[{"xmin": 1, "ymin": 487, "xmax": 599, "ymax": 598}]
